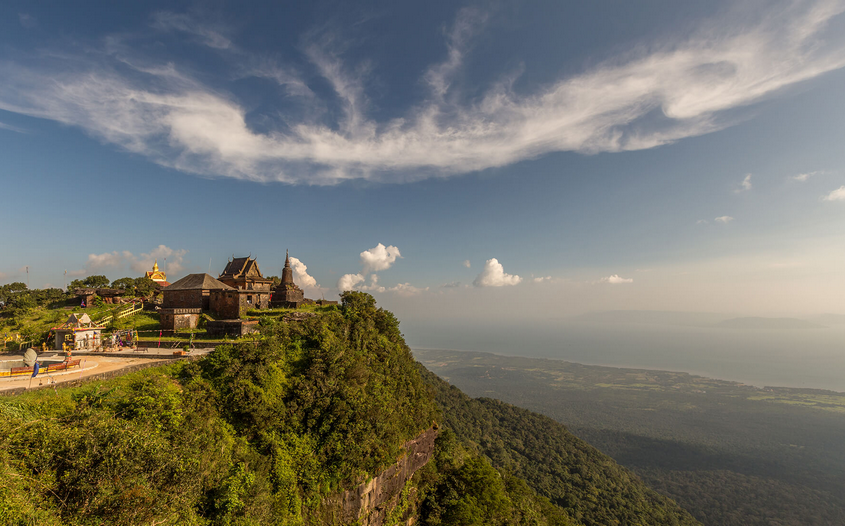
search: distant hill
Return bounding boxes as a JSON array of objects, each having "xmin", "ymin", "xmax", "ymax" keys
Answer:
[
  {"xmin": 809, "ymin": 313, "xmax": 845, "ymax": 326},
  {"xmin": 713, "ymin": 317, "xmax": 826, "ymax": 329}
]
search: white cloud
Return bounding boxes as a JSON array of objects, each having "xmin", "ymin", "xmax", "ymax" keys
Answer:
[
  {"xmin": 792, "ymin": 171, "xmax": 820, "ymax": 182},
  {"xmin": 696, "ymin": 219, "xmax": 709, "ymax": 225},
  {"xmin": 387, "ymin": 283, "xmax": 429, "ymax": 296},
  {"xmin": 338, "ymin": 273, "xmax": 365, "ymax": 291},
  {"xmin": 533, "ymin": 276, "xmax": 552, "ymax": 283},
  {"xmin": 822, "ymin": 186, "xmax": 845, "ymax": 201},
  {"xmin": 151, "ymin": 12, "xmax": 231, "ymax": 49},
  {"xmin": 424, "ymin": 8, "xmax": 488, "ymax": 98},
  {"xmin": 715, "ymin": 215, "xmax": 734, "ymax": 223},
  {"xmin": 462, "ymin": 260, "xmax": 471, "ymax": 268},
  {"xmin": 338, "ymin": 243, "xmax": 404, "ymax": 292},
  {"xmin": 84, "ymin": 245, "xmax": 188, "ymax": 276},
  {"xmin": 739, "ymin": 173, "xmax": 752, "ymax": 191},
  {"xmin": 0, "ymin": 1, "xmax": 842, "ymax": 184},
  {"xmin": 599, "ymin": 274, "xmax": 634, "ymax": 284},
  {"xmin": 473, "ymin": 258, "xmax": 522, "ymax": 287},
  {"xmin": 360, "ymin": 243, "xmax": 402, "ymax": 274},
  {"xmin": 441, "ymin": 281, "xmax": 462, "ymax": 288},
  {"xmin": 0, "ymin": 121, "xmax": 28, "ymax": 134},
  {"xmin": 288, "ymin": 256, "xmax": 319, "ymax": 288}
]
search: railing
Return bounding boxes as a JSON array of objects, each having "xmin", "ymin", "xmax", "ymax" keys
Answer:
[{"xmin": 95, "ymin": 302, "xmax": 143, "ymax": 326}]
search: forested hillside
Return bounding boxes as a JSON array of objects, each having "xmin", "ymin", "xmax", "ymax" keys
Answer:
[
  {"xmin": 419, "ymin": 366, "xmax": 700, "ymax": 526},
  {"xmin": 1, "ymin": 293, "xmax": 695, "ymax": 525},
  {"xmin": 417, "ymin": 348, "xmax": 845, "ymax": 526}
]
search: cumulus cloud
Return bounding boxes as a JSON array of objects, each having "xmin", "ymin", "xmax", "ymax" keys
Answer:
[
  {"xmin": 360, "ymin": 243, "xmax": 402, "ymax": 274},
  {"xmin": 288, "ymin": 256, "xmax": 318, "ymax": 288},
  {"xmin": 696, "ymin": 219, "xmax": 709, "ymax": 225},
  {"xmin": 715, "ymin": 215, "xmax": 734, "ymax": 223},
  {"xmin": 533, "ymin": 276, "xmax": 552, "ymax": 283},
  {"xmin": 599, "ymin": 274, "xmax": 634, "ymax": 284},
  {"xmin": 338, "ymin": 273, "xmax": 365, "ymax": 292},
  {"xmin": 462, "ymin": 260, "xmax": 471, "ymax": 268},
  {"xmin": 0, "ymin": 1, "xmax": 842, "ymax": 184},
  {"xmin": 793, "ymin": 171, "xmax": 820, "ymax": 182},
  {"xmin": 441, "ymin": 281, "xmax": 462, "ymax": 288},
  {"xmin": 473, "ymin": 258, "xmax": 522, "ymax": 287},
  {"xmin": 822, "ymin": 186, "xmax": 845, "ymax": 201},
  {"xmin": 84, "ymin": 245, "xmax": 188, "ymax": 276}
]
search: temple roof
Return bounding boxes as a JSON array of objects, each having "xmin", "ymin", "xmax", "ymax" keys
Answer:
[
  {"xmin": 219, "ymin": 256, "xmax": 269, "ymax": 281},
  {"xmin": 166, "ymin": 273, "xmax": 234, "ymax": 291}
]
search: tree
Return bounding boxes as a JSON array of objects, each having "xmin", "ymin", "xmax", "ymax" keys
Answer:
[
  {"xmin": 112, "ymin": 277, "xmax": 136, "ymax": 292},
  {"xmin": 134, "ymin": 277, "xmax": 157, "ymax": 297},
  {"xmin": 0, "ymin": 282, "xmax": 28, "ymax": 303},
  {"xmin": 83, "ymin": 275, "xmax": 111, "ymax": 288},
  {"xmin": 7, "ymin": 294, "xmax": 36, "ymax": 316}
]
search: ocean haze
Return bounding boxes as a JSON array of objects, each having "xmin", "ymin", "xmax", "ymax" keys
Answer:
[{"xmin": 403, "ymin": 312, "xmax": 845, "ymax": 392}]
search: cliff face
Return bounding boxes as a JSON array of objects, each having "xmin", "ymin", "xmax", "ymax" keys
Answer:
[{"xmin": 317, "ymin": 426, "xmax": 438, "ymax": 526}]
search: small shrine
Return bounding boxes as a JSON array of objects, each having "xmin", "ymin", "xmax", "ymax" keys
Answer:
[{"xmin": 52, "ymin": 313, "xmax": 105, "ymax": 351}]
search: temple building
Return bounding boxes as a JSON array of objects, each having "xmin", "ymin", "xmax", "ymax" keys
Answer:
[
  {"xmin": 160, "ymin": 273, "xmax": 233, "ymax": 330},
  {"xmin": 218, "ymin": 257, "xmax": 273, "ymax": 294},
  {"xmin": 144, "ymin": 260, "xmax": 169, "ymax": 286},
  {"xmin": 271, "ymin": 250, "xmax": 305, "ymax": 308}
]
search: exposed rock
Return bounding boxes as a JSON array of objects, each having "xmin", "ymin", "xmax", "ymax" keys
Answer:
[{"xmin": 317, "ymin": 426, "xmax": 438, "ymax": 526}]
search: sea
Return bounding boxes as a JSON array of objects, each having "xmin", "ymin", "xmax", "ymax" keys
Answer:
[{"xmin": 404, "ymin": 319, "xmax": 845, "ymax": 392}]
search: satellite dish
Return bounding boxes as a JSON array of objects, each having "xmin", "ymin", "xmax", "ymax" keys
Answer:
[{"xmin": 23, "ymin": 347, "xmax": 38, "ymax": 367}]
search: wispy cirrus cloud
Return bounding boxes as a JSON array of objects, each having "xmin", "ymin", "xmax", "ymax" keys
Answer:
[
  {"xmin": 0, "ymin": 121, "xmax": 28, "ymax": 134},
  {"xmin": 151, "ymin": 11, "xmax": 232, "ymax": 49},
  {"xmin": 715, "ymin": 215, "xmax": 734, "ymax": 223},
  {"xmin": 0, "ymin": 1, "xmax": 843, "ymax": 184}
]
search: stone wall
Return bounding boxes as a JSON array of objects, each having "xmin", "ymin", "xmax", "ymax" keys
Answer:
[
  {"xmin": 159, "ymin": 308, "xmax": 201, "ymax": 330},
  {"xmin": 163, "ymin": 289, "xmax": 207, "ymax": 309},
  {"xmin": 209, "ymin": 289, "xmax": 241, "ymax": 319}
]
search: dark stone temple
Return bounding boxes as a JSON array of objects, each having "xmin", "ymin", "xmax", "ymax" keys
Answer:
[
  {"xmin": 271, "ymin": 250, "xmax": 305, "ymax": 308},
  {"xmin": 160, "ymin": 274, "xmax": 233, "ymax": 330}
]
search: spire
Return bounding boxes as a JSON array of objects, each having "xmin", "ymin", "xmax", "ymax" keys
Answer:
[
  {"xmin": 152, "ymin": 259, "xmax": 159, "ymax": 272},
  {"xmin": 281, "ymin": 249, "xmax": 294, "ymax": 285}
]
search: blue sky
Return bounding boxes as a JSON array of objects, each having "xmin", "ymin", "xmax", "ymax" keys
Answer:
[{"xmin": 2, "ymin": 0, "xmax": 845, "ymax": 323}]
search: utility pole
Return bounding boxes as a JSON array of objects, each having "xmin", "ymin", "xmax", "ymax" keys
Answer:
[
  {"xmin": 64, "ymin": 270, "xmax": 67, "ymax": 291},
  {"xmin": 26, "ymin": 266, "xmax": 29, "ymax": 288}
]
